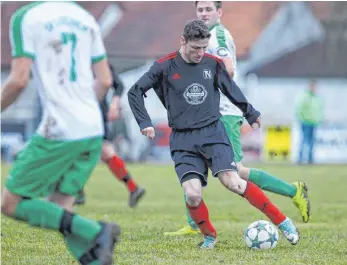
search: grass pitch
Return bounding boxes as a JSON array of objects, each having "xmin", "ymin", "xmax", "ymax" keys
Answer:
[{"xmin": 1, "ymin": 163, "xmax": 347, "ymax": 265}]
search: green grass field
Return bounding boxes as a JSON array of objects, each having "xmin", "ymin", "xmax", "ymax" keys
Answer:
[{"xmin": 1, "ymin": 163, "xmax": 347, "ymax": 265}]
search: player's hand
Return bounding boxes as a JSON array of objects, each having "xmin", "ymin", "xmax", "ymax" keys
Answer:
[
  {"xmin": 251, "ymin": 117, "xmax": 261, "ymax": 130},
  {"xmin": 141, "ymin": 127, "xmax": 155, "ymax": 139},
  {"xmin": 108, "ymin": 96, "xmax": 121, "ymax": 121}
]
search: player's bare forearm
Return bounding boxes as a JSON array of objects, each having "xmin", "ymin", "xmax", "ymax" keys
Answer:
[
  {"xmin": 107, "ymin": 95, "xmax": 121, "ymax": 121},
  {"xmin": 1, "ymin": 78, "xmax": 25, "ymax": 112},
  {"xmin": 110, "ymin": 96, "xmax": 120, "ymax": 110},
  {"xmin": 1, "ymin": 58, "xmax": 32, "ymax": 112},
  {"xmin": 93, "ymin": 80, "xmax": 107, "ymax": 100},
  {"xmin": 92, "ymin": 60, "xmax": 113, "ymax": 100}
]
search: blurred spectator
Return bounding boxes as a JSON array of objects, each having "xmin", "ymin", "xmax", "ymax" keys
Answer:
[{"xmin": 296, "ymin": 80, "xmax": 324, "ymax": 164}]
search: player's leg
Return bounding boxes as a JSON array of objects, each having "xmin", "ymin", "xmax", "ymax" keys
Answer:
[
  {"xmin": 2, "ymin": 188, "xmax": 118, "ymax": 264},
  {"xmin": 163, "ymin": 148, "xmax": 200, "ymax": 236},
  {"xmin": 298, "ymin": 124, "xmax": 303, "ymax": 164},
  {"xmin": 207, "ymin": 141, "xmax": 299, "ymax": 245},
  {"xmin": 172, "ymin": 150, "xmax": 217, "ymax": 248},
  {"xmin": 217, "ymin": 171, "xmax": 300, "ymax": 244},
  {"xmin": 101, "ymin": 140, "xmax": 145, "ymax": 207},
  {"xmin": 75, "ymin": 105, "xmax": 109, "ymax": 206},
  {"xmin": 182, "ymin": 176, "xmax": 217, "ymax": 249},
  {"xmin": 55, "ymin": 137, "xmax": 121, "ymax": 264},
  {"xmin": 47, "ymin": 192, "xmax": 94, "ymax": 264},
  {"xmin": 47, "ymin": 190, "xmax": 91, "ymax": 262},
  {"xmin": 238, "ymin": 162, "xmax": 310, "ymax": 223},
  {"xmin": 221, "ymin": 115, "xmax": 298, "ymax": 197},
  {"xmin": 164, "ymin": 193, "xmax": 199, "ymax": 236},
  {"xmin": 307, "ymin": 125, "xmax": 315, "ymax": 164},
  {"xmin": 1, "ymin": 135, "xmax": 120, "ymax": 263},
  {"xmin": 221, "ymin": 115, "xmax": 310, "ymax": 223},
  {"xmin": 299, "ymin": 123, "xmax": 309, "ymax": 163}
]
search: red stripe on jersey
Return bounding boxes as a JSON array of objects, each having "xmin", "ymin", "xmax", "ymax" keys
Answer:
[
  {"xmin": 204, "ymin": 53, "xmax": 223, "ymax": 64},
  {"xmin": 157, "ymin": 51, "xmax": 178, "ymax": 64}
]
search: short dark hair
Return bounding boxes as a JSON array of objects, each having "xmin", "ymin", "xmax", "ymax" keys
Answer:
[
  {"xmin": 195, "ymin": 1, "xmax": 222, "ymax": 9},
  {"xmin": 183, "ymin": 19, "xmax": 211, "ymax": 42}
]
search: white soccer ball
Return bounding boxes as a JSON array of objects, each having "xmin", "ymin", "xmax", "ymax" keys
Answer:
[{"xmin": 245, "ymin": 220, "xmax": 279, "ymax": 250}]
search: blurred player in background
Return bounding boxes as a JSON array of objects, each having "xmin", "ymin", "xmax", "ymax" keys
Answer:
[
  {"xmin": 164, "ymin": 1, "xmax": 310, "ymax": 237},
  {"xmin": 76, "ymin": 64, "xmax": 146, "ymax": 208},
  {"xmin": 296, "ymin": 80, "xmax": 324, "ymax": 164},
  {"xmin": 128, "ymin": 19, "xmax": 300, "ymax": 248},
  {"xmin": 1, "ymin": 2, "xmax": 120, "ymax": 264}
]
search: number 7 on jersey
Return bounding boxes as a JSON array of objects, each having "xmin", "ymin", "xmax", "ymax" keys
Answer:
[{"xmin": 61, "ymin": 32, "xmax": 77, "ymax": 82}]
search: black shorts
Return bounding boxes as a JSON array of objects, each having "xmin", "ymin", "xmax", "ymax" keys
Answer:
[
  {"xmin": 170, "ymin": 120, "xmax": 237, "ymax": 187},
  {"xmin": 100, "ymin": 100, "xmax": 109, "ymax": 140}
]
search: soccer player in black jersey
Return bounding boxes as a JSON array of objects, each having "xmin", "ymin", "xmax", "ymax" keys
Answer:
[{"xmin": 128, "ymin": 19, "xmax": 299, "ymax": 248}]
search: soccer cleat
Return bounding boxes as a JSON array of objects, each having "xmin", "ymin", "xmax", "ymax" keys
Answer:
[
  {"xmin": 164, "ymin": 225, "xmax": 201, "ymax": 236},
  {"xmin": 278, "ymin": 217, "xmax": 300, "ymax": 245},
  {"xmin": 129, "ymin": 187, "xmax": 146, "ymax": 208},
  {"xmin": 198, "ymin": 235, "xmax": 217, "ymax": 249},
  {"xmin": 292, "ymin": 181, "xmax": 311, "ymax": 223},
  {"xmin": 79, "ymin": 222, "xmax": 121, "ymax": 265}
]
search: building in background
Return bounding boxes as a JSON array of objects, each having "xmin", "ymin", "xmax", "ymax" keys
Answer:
[
  {"xmin": 246, "ymin": 2, "xmax": 347, "ymax": 164},
  {"xmin": 1, "ymin": 1, "xmax": 346, "ymax": 164}
]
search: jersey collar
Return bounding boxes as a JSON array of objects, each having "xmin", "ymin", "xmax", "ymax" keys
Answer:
[{"xmin": 209, "ymin": 22, "xmax": 220, "ymax": 31}]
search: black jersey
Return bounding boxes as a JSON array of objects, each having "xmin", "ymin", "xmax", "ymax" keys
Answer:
[{"xmin": 128, "ymin": 51, "xmax": 260, "ymax": 130}]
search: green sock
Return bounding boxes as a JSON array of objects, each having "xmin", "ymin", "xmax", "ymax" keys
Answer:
[
  {"xmin": 14, "ymin": 199, "xmax": 102, "ymax": 241},
  {"xmin": 184, "ymin": 193, "xmax": 198, "ymax": 230},
  {"xmin": 14, "ymin": 199, "xmax": 64, "ymax": 230},
  {"xmin": 71, "ymin": 215, "xmax": 102, "ymax": 241},
  {"xmin": 249, "ymin": 168, "xmax": 297, "ymax": 198}
]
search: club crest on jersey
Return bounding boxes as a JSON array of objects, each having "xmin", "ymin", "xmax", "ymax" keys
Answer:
[
  {"xmin": 183, "ymin": 83, "xmax": 208, "ymax": 105},
  {"xmin": 203, "ymin": 69, "xmax": 212, "ymax": 79},
  {"xmin": 216, "ymin": 47, "xmax": 228, "ymax": 57}
]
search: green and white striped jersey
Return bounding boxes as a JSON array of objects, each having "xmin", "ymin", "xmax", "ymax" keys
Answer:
[
  {"xmin": 9, "ymin": 2, "xmax": 106, "ymax": 140},
  {"xmin": 207, "ymin": 23, "xmax": 242, "ymax": 117}
]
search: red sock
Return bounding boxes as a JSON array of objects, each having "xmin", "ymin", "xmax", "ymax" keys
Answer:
[
  {"xmin": 186, "ymin": 200, "xmax": 217, "ymax": 237},
  {"xmin": 243, "ymin": 181, "xmax": 286, "ymax": 225},
  {"xmin": 107, "ymin": 155, "xmax": 137, "ymax": 193}
]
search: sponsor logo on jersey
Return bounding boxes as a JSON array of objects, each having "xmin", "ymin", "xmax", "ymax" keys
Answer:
[{"xmin": 183, "ymin": 83, "xmax": 208, "ymax": 105}]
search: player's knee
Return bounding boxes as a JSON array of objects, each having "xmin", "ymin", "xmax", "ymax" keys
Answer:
[
  {"xmin": 218, "ymin": 170, "xmax": 246, "ymax": 194},
  {"xmin": 46, "ymin": 193, "xmax": 75, "ymax": 211},
  {"xmin": 1, "ymin": 189, "xmax": 21, "ymax": 217},
  {"xmin": 182, "ymin": 175, "xmax": 203, "ymax": 206},
  {"xmin": 237, "ymin": 163, "xmax": 250, "ymax": 180},
  {"xmin": 1, "ymin": 201, "xmax": 13, "ymax": 217},
  {"xmin": 101, "ymin": 141, "xmax": 115, "ymax": 161},
  {"xmin": 186, "ymin": 193, "xmax": 202, "ymax": 207}
]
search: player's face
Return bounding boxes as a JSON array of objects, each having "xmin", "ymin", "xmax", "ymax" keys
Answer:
[
  {"xmin": 181, "ymin": 37, "xmax": 209, "ymax": 63},
  {"xmin": 196, "ymin": 1, "xmax": 222, "ymax": 28}
]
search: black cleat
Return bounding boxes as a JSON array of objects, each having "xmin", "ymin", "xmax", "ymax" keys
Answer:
[
  {"xmin": 79, "ymin": 222, "xmax": 121, "ymax": 265},
  {"xmin": 129, "ymin": 187, "xmax": 146, "ymax": 208}
]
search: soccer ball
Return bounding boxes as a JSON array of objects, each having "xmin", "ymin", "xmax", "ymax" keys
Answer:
[{"xmin": 245, "ymin": 220, "xmax": 279, "ymax": 250}]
